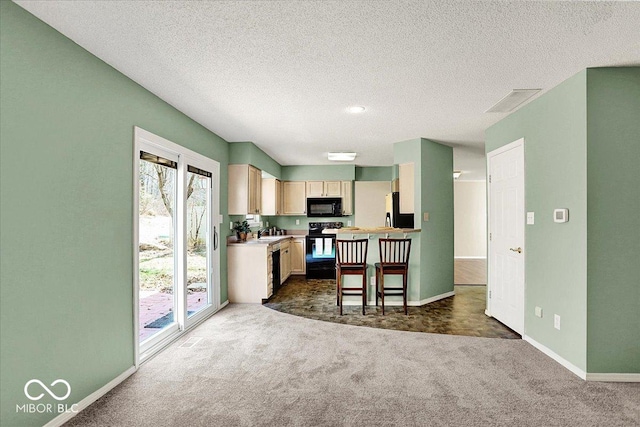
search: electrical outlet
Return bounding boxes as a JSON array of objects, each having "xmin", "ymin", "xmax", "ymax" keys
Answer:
[
  {"xmin": 554, "ymin": 314, "xmax": 561, "ymax": 330},
  {"xmin": 347, "ymin": 220, "xmax": 352, "ymax": 226},
  {"xmin": 423, "ymin": 212, "xmax": 430, "ymax": 222},
  {"xmin": 229, "ymin": 221, "xmax": 233, "ymax": 230},
  {"xmin": 266, "ymin": 221, "xmax": 269, "ymax": 227},
  {"xmin": 535, "ymin": 306, "xmax": 543, "ymax": 318},
  {"xmin": 295, "ymin": 219, "xmax": 300, "ymax": 225},
  {"xmin": 370, "ymin": 276, "xmax": 375, "ymax": 286}
]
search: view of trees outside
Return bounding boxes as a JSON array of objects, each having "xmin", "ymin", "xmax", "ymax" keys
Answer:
[{"xmin": 139, "ymin": 161, "xmax": 208, "ymax": 299}]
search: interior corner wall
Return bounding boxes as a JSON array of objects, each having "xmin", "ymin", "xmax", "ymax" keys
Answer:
[
  {"xmin": 454, "ymin": 181, "xmax": 487, "ymax": 258},
  {"xmin": 485, "ymin": 70, "xmax": 588, "ymax": 371},
  {"xmin": 0, "ymin": 3, "xmax": 229, "ymax": 425},
  {"xmin": 586, "ymin": 68, "xmax": 640, "ymax": 373}
]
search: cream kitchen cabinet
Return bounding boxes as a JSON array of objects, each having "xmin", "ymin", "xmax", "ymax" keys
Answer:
[
  {"xmin": 282, "ymin": 181, "xmax": 306, "ymax": 215},
  {"xmin": 306, "ymin": 181, "xmax": 341, "ymax": 197},
  {"xmin": 228, "ymin": 243, "xmax": 273, "ymax": 303},
  {"xmin": 228, "ymin": 164, "xmax": 262, "ymax": 215},
  {"xmin": 261, "ymin": 178, "xmax": 283, "ymax": 215},
  {"xmin": 280, "ymin": 239, "xmax": 291, "ymax": 283},
  {"xmin": 341, "ymin": 181, "xmax": 353, "ymax": 215},
  {"xmin": 291, "ymin": 237, "xmax": 306, "ymax": 275}
]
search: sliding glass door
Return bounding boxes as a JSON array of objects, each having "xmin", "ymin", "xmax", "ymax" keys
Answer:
[
  {"xmin": 135, "ymin": 128, "xmax": 220, "ymax": 361},
  {"xmin": 138, "ymin": 150, "xmax": 180, "ymax": 347}
]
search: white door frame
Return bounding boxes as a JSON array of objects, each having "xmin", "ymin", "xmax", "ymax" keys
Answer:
[
  {"xmin": 133, "ymin": 127, "xmax": 221, "ymax": 366},
  {"xmin": 486, "ymin": 137, "xmax": 525, "ymax": 334}
]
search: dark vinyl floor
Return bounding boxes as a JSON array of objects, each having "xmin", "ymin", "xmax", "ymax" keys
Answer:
[{"xmin": 264, "ymin": 276, "xmax": 520, "ymax": 339}]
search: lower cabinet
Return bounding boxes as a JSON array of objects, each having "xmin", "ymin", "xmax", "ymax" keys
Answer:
[
  {"xmin": 280, "ymin": 240, "xmax": 291, "ymax": 283},
  {"xmin": 228, "ymin": 244, "xmax": 273, "ymax": 303},
  {"xmin": 291, "ymin": 237, "xmax": 306, "ymax": 275}
]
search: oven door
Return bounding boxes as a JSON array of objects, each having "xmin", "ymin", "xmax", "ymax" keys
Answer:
[{"xmin": 305, "ymin": 235, "xmax": 336, "ymax": 279}]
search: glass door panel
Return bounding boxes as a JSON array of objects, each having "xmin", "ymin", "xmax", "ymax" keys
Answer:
[
  {"xmin": 186, "ymin": 167, "xmax": 211, "ymax": 317},
  {"xmin": 138, "ymin": 154, "xmax": 178, "ymax": 345}
]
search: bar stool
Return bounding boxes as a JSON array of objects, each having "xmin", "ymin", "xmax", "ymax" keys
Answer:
[
  {"xmin": 336, "ymin": 239, "xmax": 369, "ymax": 315},
  {"xmin": 375, "ymin": 238, "xmax": 412, "ymax": 315}
]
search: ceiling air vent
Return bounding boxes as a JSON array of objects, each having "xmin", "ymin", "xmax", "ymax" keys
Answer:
[{"xmin": 485, "ymin": 89, "xmax": 541, "ymax": 113}]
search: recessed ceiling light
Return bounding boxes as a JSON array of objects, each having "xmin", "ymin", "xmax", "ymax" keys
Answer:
[
  {"xmin": 485, "ymin": 89, "xmax": 541, "ymax": 113},
  {"xmin": 453, "ymin": 171, "xmax": 462, "ymax": 179},
  {"xmin": 328, "ymin": 152, "xmax": 357, "ymax": 161},
  {"xmin": 347, "ymin": 105, "xmax": 366, "ymax": 114}
]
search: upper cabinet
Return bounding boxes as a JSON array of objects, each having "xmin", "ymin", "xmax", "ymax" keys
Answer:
[
  {"xmin": 282, "ymin": 181, "xmax": 306, "ymax": 215},
  {"xmin": 398, "ymin": 162, "xmax": 415, "ymax": 214},
  {"xmin": 306, "ymin": 181, "xmax": 341, "ymax": 197},
  {"xmin": 228, "ymin": 164, "xmax": 262, "ymax": 215},
  {"xmin": 261, "ymin": 178, "xmax": 282, "ymax": 216},
  {"xmin": 341, "ymin": 181, "xmax": 353, "ymax": 215}
]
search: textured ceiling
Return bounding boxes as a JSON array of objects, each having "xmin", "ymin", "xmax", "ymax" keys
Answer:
[{"xmin": 14, "ymin": 1, "xmax": 640, "ymax": 180}]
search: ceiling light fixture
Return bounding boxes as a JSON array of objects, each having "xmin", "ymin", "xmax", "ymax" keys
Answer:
[
  {"xmin": 453, "ymin": 171, "xmax": 462, "ymax": 179},
  {"xmin": 328, "ymin": 152, "xmax": 357, "ymax": 162},
  {"xmin": 485, "ymin": 89, "xmax": 541, "ymax": 113},
  {"xmin": 347, "ymin": 105, "xmax": 366, "ymax": 113}
]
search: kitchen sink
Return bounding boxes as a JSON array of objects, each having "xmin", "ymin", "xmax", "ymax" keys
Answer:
[{"xmin": 256, "ymin": 235, "xmax": 287, "ymax": 240}]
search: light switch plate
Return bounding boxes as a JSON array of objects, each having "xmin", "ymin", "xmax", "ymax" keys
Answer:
[
  {"xmin": 347, "ymin": 220, "xmax": 352, "ymax": 226},
  {"xmin": 295, "ymin": 219, "xmax": 300, "ymax": 225},
  {"xmin": 527, "ymin": 212, "xmax": 535, "ymax": 225},
  {"xmin": 554, "ymin": 314, "xmax": 561, "ymax": 330},
  {"xmin": 535, "ymin": 306, "xmax": 543, "ymax": 318},
  {"xmin": 423, "ymin": 212, "xmax": 430, "ymax": 222},
  {"xmin": 229, "ymin": 221, "xmax": 233, "ymax": 230}
]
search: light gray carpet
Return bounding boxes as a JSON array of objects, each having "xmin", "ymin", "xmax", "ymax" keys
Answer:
[{"xmin": 66, "ymin": 304, "xmax": 639, "ymax": 426}]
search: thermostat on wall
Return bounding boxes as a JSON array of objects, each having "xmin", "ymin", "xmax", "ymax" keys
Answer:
[{"xmin": 554, "ymin": 208, "xmax": 569, "ymax": 223}]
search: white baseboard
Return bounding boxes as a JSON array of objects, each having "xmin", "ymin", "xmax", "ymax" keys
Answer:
[
  {"xmin": 454, "ymin": 256, "xmax": 487, "ymax": 260},
  {"xmin": 44, "ymin": 365, "xmax": 137, "ymax": 427},
  {"xmin": 584, "ymin": 373, "xmax": 640, "ymax": 382},
  {"xmin": 524, "ymin": 336, "xmax": 640, "ymax": 382},
  {"xmin": 219, "ymin": 300, "xmax": 229, "ymax": 309},
  {"xmin": 343, "ymin": 290, "xmax": 455, "ymax": 306},
  {"xmin": 484, "ymin": 309, "xmax": 491, "ymax": 317},
  {"xmin": 524, "ymin": 335, "xmax": 586, "ymax": 380}
]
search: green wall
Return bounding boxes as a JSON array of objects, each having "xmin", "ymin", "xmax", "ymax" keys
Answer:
[
  {"xmin": 229, "ymin": 141, "xmax": 282, "ymax": 178},
  {"xmin": 486, "ymin": 71, "xmax": 588, "ymax": 371},
  {"xmin": 586, "ymin": 68, "xmax": 640, "ymax": 373},
  {"xmin": 394, "ymin": 138, "xmax": 454, "ymax": 301},
  {"xmin": 355, "ymin": 166, "xmax": 392, "ymax": 181},
  {"xmin": 281, "ymin": 165, "xmax": 356, "ymax": 181},
  {"xmin": 0, "ymin": 3, "xmax": 230, "ymax": 425},
  {"xmin": 487, "ymin": 68, "xmax": 640, "ymax": 374}
]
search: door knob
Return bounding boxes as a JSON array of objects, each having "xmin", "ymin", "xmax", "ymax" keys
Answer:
[{"xmin": 510, "ymin": 247, "xmax": 522, "ymax": 254}]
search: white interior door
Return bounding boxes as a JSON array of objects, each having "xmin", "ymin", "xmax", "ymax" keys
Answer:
[{"xmin": 487, "ymin": 138, "xmax": 525, "ymax": 335}]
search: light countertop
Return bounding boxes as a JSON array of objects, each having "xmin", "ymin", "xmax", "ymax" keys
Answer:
[{"xmin": 322, "ymin": 227, "xmax": 420, "ymax": 235}]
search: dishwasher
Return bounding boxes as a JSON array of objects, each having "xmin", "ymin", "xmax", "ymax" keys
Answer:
[{"xmin": 271, "ymin": 244, "xmax": 281, "ymax": 295}]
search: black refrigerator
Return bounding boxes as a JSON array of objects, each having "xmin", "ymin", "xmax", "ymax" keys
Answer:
[{"xmin": 385, "ymin": 192, "xmax": 414, "ymax": 228}]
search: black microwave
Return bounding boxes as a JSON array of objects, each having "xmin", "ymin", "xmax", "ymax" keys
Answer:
[{"xmin": 307, "ymin": 198, "xmax": 342, "ymax": 217}]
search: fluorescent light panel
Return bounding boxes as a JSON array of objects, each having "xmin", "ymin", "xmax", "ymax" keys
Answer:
[
  {"xmin": 328, "ymin": 152, "xmax": 357, "ymax": 161},
  {"xmin": 486, "ymin": 89, "xmax": 541, "ymax": 113}
]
